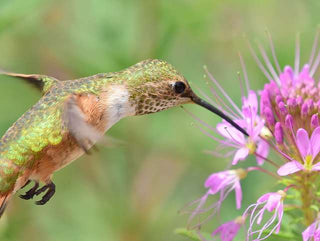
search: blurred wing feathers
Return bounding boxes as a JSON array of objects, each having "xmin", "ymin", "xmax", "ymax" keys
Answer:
[{"xmin": 63, "ymin": 95, "xmax": 103, "ymax": 154}]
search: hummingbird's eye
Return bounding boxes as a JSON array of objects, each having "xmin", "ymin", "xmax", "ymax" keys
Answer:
[{"xmin": 173, "ymin": 81, "xmax": 186, "ymax": 94}]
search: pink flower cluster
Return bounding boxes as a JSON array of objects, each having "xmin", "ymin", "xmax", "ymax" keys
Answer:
[{"xmin": 187, "ymin": 32, "xmax": 320, "ymax": 241}]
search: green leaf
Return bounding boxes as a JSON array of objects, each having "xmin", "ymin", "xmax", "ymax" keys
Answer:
[
  {"xmin": 174, "ymin": 228, "xmax": 212, "ymax": 241},
  {"xmin": 174, "ymin": 228, "xmax": 201, "ymax": 241},
  {"xmin": 310, "ymin": 204, "xmax": 319, "ymax": 212},
  {"xmin": 260, "ymin": 229, "xmax": 298, "ymax": 240}
]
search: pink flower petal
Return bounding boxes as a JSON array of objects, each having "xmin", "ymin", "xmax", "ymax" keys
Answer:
[
  {"xmin": 234, "ymin": 181, "xmax": 242, "ymax": 209},
  {"xmin": 247, "ymin": 90, "xmax": 258, "ymax": 112},
  {"xmin": 217, "ymin": 123, "xmax": 245, "ymax": 144},
  {"xmin": 276, "ymin": 204, "xmax": 284, "ymax": 233},
  {"xmin": 279, "ymin": 66, "xmax": 294, "ymax": 87},
  {"xmin": 257, "ymin": 207, "xmax": 266, "ymax": 224},
  {"xmin": 296, "ymin": 128, "xmax": 311, "ymax": 158},
  {"xmin": 212, "ymin": 220, "xmax": 241, "ymax": 240},
  {"xmin": 256, "ymin": 139, "xmax": 270, "ymax": 165},
  {"xmin": 277, "ymin": 161, "xmax": 304, "ymax": 176},
  {"xmin": 311, "ymin": 127, "xmax": 320, "ymax": 158},
  {"xmin": 242, "ymin": 91, "xmax": 258, "ymax": 119},
  {"xmin": 204, "ymin": 173, "xmax": 223, "ymax": 191},
  {"xmin": 312, "ymin": 162, "xmax": 320, "ymax": 171},
  {"xmin": 257, "ymin": 193, "xmax": 271, "ymax": 203},
  {"xmin": 299, "ymin": 64, "xmax": 314, "ymax": 84},
  {"xmin": 232, "ymin": 147, "xmax": 249, "ymax": 165},
  {"xmin": 303, "ymin": 222, "xmax": 317, "ymax": 241},
  {"xmin": 265, "ymin": 194, "xmax": 281, "ymax": 212},
  {"xmin": 252, "ymin": 118, "xmax": 265, "ymax": 140}
]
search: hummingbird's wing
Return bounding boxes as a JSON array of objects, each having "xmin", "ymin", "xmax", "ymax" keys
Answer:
[
  {"xmin": 63, "ymin": 95, "xmax": 104, "ymax": 154},
  {"xmin": 0, "ymin": 70, "xmax": 59, "ymax": 94}
]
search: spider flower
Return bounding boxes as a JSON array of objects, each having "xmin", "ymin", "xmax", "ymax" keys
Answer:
[
  {"xmin": 212, "ymin": 89, "xmax": 269, "ymax": 165},
  {"xmin": 212, "ymin": 216, "xmax": 246, "ymax": 241},
  {"xmin": 187, "ymin": 169, "xmax": 247, "ymax": 228},
  {"xmin": 277, "ymin": 127, "xmax": 320, "ymax": 176},
  {"xmin": 303, "ymin": 216, "xmax": 320, "ymax": 241},
  {"xmin": 205, "ymin": 168, "xmax": 246, "ymax": 209},
  {"xmin": 245, "ymin": 190, "xmax": 286, "ymax": 241}
]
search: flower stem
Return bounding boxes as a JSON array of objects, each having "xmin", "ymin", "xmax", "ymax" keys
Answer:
[
  {"xmin": 247, "ymin": 166, "xmax": 282, "ymax": 180},
  {"xmin": 300, "ymin": 173, "xmax": 316, "ymax": 226},
  {"xmin": 254, "ymin": 152, "xmax": 280, "ymax": 168}
]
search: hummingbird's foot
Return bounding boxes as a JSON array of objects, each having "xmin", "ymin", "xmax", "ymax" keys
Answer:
[
  {"xmin": 19, "ymin": 181, "xmax": 39, "ymax": 200},
  {"xmin": 34, "ymin": 182, "xmax": 56, "ymax": 205},
  {"xmin": 20, "ymin": 180, "xmax": 31, "ymax": 189}
]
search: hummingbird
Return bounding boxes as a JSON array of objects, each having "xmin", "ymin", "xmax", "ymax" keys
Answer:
[{"xmin": 0, "ymin": 59, "xmax": 247, "ymax": 216}]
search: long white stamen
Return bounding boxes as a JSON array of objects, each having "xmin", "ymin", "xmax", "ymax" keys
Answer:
[
  {"xmin": 194, "ymin": 84, "xmax": 238, "ymax": 119},
  {"xmin": 186, "ymin": 117, "xmax": 239, "ymax": 148},
  {"xmin": 258, "ymin": 212, "xmax": 283, "ymax": 241},
  {"xmin": 193, "ymin": 83, "xmax": 217, "ymax": 106},
  {"xmin": 247, "ymin": 203, "xmax": 264, "ymax": 239},
  {"xmin": 205, "ymin": 149, "xmax": 235, "ymax": 158},
  {"xmin": 266, "ymin": 30, "xmax": 281, "ymax": 74},
  {"xmin": 309, "ymin": 28, "xmax": 320, "ymax": 66},
  {"xmin": 252, "ymin": 206, "xmax": 266, "ymax": 227},
  {"xmin": 247, "ymin": 40, "xmax": 273, "ymax": 82},
  {"xmin": 256, "ymin": 209, "xmax": 279, "ymax": 239},
  {"xmin": 207, "ymin": 84, "xmax": 239, "ymax": 119},
  {"xmin": 243, "ymin": 202, "xmax": 259, "ymax": 224},
  {"xmin": 239, "ymin": 52, "xmax": 250, "ymax": 93},
  {"xmin": 310, "ymin": 49, "xmax": 320, "ymax": 76},
  {"xmin": 237, "ymin": 71, "xmax": 245, "ymax": 99},
  {"xmin": 224, "ymin": 127, "xmax": 245, "ymax": 146},
  {"xmin": 257, "ymin": 43, "xmax": 280, "ymax": 84},
  {"xmin": 209, "ymin": 86, "xmax": 241, "ymax": 119},
  {"xmin": 204, "ymin": 66, "xmax": 243, "ymax": 115},
  {"xmin": 187, "ymin": 192, "xmax": 210, "ymax": 226},
  {"xmin": 294, "ymin": 33, "xmax": 300, "ymax": 77},
  {"xmin": 183, "ymin": 108, "xmax": 217, "ymax": 133}
]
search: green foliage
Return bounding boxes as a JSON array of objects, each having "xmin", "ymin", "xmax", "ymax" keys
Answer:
[{"xmin": 175, "ymin": 228, "xmax": 203, "ymax": 241}]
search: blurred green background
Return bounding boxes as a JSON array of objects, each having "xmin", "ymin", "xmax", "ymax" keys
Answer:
[{"xmin": 0, "ymin": 0, "xmax": 320, "ymax": 240}]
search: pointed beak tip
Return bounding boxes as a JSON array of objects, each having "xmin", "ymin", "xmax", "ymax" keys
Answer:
[{"xmin": 191, "ymin": 95, "xmax": 249, "ymax": 137}]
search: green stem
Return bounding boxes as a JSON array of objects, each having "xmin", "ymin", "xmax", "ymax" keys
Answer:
[{"xmin": 300, "ymin": 173, "xmax": 316, "ymax": 226}]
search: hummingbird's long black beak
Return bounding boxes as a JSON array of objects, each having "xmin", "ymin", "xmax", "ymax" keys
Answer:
[{"xmin": 191, "ymin": 94, "xmax": 249, "ymax": 137}]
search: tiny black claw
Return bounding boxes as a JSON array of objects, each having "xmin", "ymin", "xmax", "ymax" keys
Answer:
[
  {"xmin": 19, "ymin": 181, "xmax": 39, "ymax": 200},
  {"xmin": 21, "ymin": 180, "xmax": 31, "ymax": 189},
  {"xmin": 35, "ymin": 182, "xmax": 56, "ymax": 205}
]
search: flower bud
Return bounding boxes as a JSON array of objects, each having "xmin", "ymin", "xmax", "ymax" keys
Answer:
[
  {"xmin": 311, "ymin": 114, "xmax": 319, "ymax": 129},
  {"xmin": 285, "ymin": 114, "xmax": 294, "ymax": 129},
  {"xmin": 278, "ymin": 102, "xmax": 288, "ymax": 115},
  {"xmin": 274, "ymin": 122, "xmax": 283, "ymax": 144},
  {"xmin": 263, "ymin": 107, "xmax": 275, "ymax": 126}
]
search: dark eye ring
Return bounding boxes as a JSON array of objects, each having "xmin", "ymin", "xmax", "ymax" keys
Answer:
[{"xmin": 173, "ymin": 81, "xmax": 186, "ymax": 94}]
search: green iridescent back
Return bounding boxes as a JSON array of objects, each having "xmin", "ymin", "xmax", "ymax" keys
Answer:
[{"xmin": 0, "ymin": 75, "xmax": 112, "ymax": 166}]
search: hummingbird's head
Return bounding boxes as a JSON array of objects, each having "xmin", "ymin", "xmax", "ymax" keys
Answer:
[
  {"xmin": 124, "ymin": 59, "xmax": 193, "ymax": 115},
  {"xmin": 122, "ymin": 59, "xmax": 248, "ymax": 136}
]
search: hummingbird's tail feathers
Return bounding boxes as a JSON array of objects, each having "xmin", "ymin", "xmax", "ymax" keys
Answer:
[
  {"xmin": 0, "ymin": 71, "xmax": 59, "ymax": 94},
  {"xmin": 0, "ymin": 193, "xmax": 11, "ymax": 218},
  {"xmin": 63, "ymin": 95, "xmax": 105, "ymax": 154}
]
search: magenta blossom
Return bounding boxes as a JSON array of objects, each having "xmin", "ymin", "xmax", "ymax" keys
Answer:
[
  {"xmin": 187, "ymin": 169, "xmax": 247, "ymax": 228},
  {"xmin": 303, "ymin": 216, "xmax": 320, "ymax": 241},
  {"xmin": 212, "ymin": 216, "xmax": 246, "ymax": 241},
  {"xmin": 245, "ymin": 190, "xmax": 286, "ymax": 241},
  {"xmin": 277, "ymin": 127, "xmax": 320, "ymax": 176},
  {"xmin": 216, "ymin": 91, "xmax": 269, "ymax": 165},
  {"xmin": 205, "ymin": 169, "xmax": 246, "ymax": 209}
]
